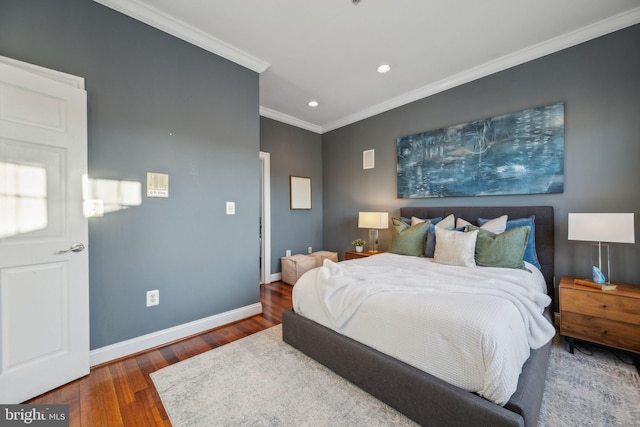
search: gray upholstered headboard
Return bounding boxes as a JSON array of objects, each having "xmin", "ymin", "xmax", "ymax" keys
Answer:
[{"xmin": 399, "ymin": 206, "xmax": 555, "ymax": 294}]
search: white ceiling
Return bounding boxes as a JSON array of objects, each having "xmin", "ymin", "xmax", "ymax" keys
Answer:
[{"xmin": 95, "ymin": 0, "xmax": 640, "ymax": 133}]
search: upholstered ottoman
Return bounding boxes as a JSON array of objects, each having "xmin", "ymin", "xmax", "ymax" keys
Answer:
[
  {"xmin": 281, "ymin": 254, "xmax": 317, "ymax": 285},
  {"xmin": 310, "ymin": 251, "xmax": 338, "ymax": 266}
]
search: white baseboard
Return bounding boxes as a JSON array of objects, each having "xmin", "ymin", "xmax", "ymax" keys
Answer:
[
  {"xmin": 269, "ymin": 272, "xmax": 282, "ymax": 283},
  {"xmin": 90, "ymin": 302, "xmax": 263, "ymax": 366}
]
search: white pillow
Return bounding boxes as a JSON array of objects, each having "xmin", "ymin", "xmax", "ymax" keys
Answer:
[
  {"xmin": 456, "ymin": 217, "xmax": 471, "ymax": 228},
  {"xmin": 436, "ymin": 213, "xmax": 455, "ymax": 230},
  {"xmin": 411, "ymin": 216, "xmax": 425, "ymax": 226},
  {"xmin": 456, "ymin": 215, "xmax": 508, "ymax": 233},
  {"xmin": 434, "ymin": 227, "xmax": 478, "ymax": 267}
]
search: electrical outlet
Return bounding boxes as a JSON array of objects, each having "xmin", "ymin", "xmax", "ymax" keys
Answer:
[
  {"xmin": 146, "ymin": 290, "xmax": 159, "ymax": 307},
  {"xmin": 286, "ymin": 249, "xmax": 291, "ymax": 257},
  {"xmin": 308, "ymin": 246, "xmax": 312, "ymax": 254}
]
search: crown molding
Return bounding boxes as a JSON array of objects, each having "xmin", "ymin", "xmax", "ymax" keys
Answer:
[
  {"xmin": 322, "ymin": 7, "xmax": 640, "ymax": 133},
  {"xmin": 92, "ymin": 1, "xmax": 639, "ymax": 133},
  {"xmin": 93, "ymin": 0, "xmax": 270, "ymax": 73},
  {"xmin": 259, "ymin": 107, "xmax": 323, "ymax": 134}
]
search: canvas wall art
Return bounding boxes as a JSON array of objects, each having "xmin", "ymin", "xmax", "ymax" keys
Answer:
[{"xmin": 397, "ymin": 102, "xmax": 565, "ymax": 198}]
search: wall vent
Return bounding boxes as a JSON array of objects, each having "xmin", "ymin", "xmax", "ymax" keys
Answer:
[{"xmin": 147, "ymin": 172, "xmax": 169, "ymax": 198}]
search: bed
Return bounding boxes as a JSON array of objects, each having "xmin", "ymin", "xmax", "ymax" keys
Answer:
[{"xmin": 282, "ymin": 206, "xmax": 555, "ymax": 427}]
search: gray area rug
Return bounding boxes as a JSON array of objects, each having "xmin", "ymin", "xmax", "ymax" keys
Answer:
[
  {"xmin": 151, "ymin": 326, "xmax": 640, "ymax": 427},
  {"xmin": 539, "ymin": 336, "xmax": 640, "ymax": 427}
]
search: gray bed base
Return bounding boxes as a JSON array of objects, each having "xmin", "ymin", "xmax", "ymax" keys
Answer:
[
  {"xmin": 283, "ymin": 310, "xmax": 551, "ymax": 427},
  {"xmin": 282, "ymin": 206, "xmax": 555, "ymax": 427}
]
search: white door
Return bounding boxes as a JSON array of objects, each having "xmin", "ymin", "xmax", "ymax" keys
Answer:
[{"xmin": 0, "ymin": 58, "xmax": 89, "ymax": 403}]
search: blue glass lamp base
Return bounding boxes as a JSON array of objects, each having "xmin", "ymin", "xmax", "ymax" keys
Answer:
[
  {"xmin": 592, "ymin": 266, "xmax": 606, "ymax": 284},
  {"xmin": 591, "ymin": 242, "xmax": 611, "ymax": 284}
]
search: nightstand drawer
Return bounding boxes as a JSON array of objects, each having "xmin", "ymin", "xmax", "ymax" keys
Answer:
[
  {"xmin": 560, "ymin": 287, "xmax": 640, "ymax": 324},
  {"xmin": 559, "ymin": 277, "xmax": 640, "ymax": 355},
  {"xmin": 561, "ymin": 311, "xmax": 640, "ymax": 353}
]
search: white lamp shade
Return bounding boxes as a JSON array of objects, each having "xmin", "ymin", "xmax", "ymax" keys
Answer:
[
  {"xmin": 568, "ymin": 213, "xmax": 635, "ymax": 244},
  {"xmin": 358, "ymin": 212, "xmax": 389, "ymax": 229}
]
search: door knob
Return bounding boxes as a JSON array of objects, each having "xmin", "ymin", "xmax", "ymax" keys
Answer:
[{"xmin": 57, "ymin": 242, "xmax": 86, "ymax": 254}]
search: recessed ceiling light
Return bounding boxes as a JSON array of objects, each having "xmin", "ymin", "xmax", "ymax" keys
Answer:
[
  {"xmin": 308, "ymin": 101, "xmax": 319, "ymax": 107},
  {"xmin": 377, "ymin": 64, "xmax": 391, "ymax": 74}
]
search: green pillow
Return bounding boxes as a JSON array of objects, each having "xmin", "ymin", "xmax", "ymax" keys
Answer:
[
  {"xmin": 389, "ymin": 218, "xmax": 430, "ymax": 256},
  {"xmin": 468, "ymin": 225, "xmax": 531, "ymax": 270}
]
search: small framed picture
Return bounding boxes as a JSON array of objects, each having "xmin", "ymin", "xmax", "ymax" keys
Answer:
[{"xmin": 290, "ymin": 176, "xmax": 311, "ymax": 210}]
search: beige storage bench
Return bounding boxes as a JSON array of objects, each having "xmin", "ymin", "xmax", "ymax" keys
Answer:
[
  {"xmin": 281, "ymin": 254, "xmax": 317, "ymax": 285},
  {"xmin": 310, "ymin": 251, "xmax": 338, "ymax": 266}
]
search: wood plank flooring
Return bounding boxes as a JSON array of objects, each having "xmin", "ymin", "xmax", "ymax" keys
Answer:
[{"xmin": 26, "ymin": 281, "xmax": 293, "ymax": 427}]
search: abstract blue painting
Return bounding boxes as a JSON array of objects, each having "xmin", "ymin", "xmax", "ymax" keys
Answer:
[{"xmin": 397, "ymin": 102, "xmax": 564, "ymax": 198}]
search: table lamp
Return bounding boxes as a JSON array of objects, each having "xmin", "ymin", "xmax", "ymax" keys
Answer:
[
  {"xmin": 568, "ymin": 213, "xmax": 635, "ymax": 287},
  {"xmin": 358, "ymin": 212, "xmax": 388, "ymax": 253}
]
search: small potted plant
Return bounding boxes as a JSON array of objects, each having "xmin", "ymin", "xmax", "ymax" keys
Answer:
[{"xmin": 352, "ymin": 239, "xmax": 366, "ymax": 253}]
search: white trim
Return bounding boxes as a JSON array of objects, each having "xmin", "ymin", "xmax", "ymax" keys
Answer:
[
  {"xmin": 260, "ymin": 107, "xmax": 322, "ymax": 134},
  {"xmin": 270, "ymin": 272, "xmax": 282, "ymax": 283},
  {"xmin": 92, "ymin": 0, "xmax": 269, "ymax": 73},
  {"xmin": 89, "ymin": 303, "xmax": 262, "ymax": 366},
  {"xmin": 0, "ymin": 55, "xmax": 85, "ymax": 89},
  {"xmin": 260, "ymin": 151, "xmax": 271, "ymax": 284},
  {"xmin": 320, "ymin": 7, "xmax": 640, "ymax": 133},
  {"xmin": 92, "ymin": 1, "xmax": 640, "ymax": 133}
]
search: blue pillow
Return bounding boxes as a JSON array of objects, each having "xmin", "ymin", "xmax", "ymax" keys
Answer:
[
  {"xmin": 425, "ymin": 223, "xmax": 437, "ymax": 257},
  {"xmin": 408, "ymin": 217, "xmax": 443, "ymax": 257},
  {"xmin": 427, "ymin": 217, "xmax": 443, "ymax": 226},
  {"xmin": 479, "ymin": 216, "xmax": 541, "ymax": 269}
]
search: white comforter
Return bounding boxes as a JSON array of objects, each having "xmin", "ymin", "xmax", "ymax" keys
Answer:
[{"xmin": 292, "ymin": 253, "xmax": 555, "ymax": 405}]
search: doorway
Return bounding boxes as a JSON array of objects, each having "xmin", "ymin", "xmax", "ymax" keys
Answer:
[{"xmin": 259, "ymin": 151, "xmax": 271, "ymax": 284}]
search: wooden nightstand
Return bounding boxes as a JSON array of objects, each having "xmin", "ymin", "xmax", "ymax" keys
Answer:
[
  {"xmin": 559, "ymin": 276, "xmax": 640, "ymax": 354},
  {"xmin": 344, "ymin": 251, "xmax": 383, "ymax": 260}
]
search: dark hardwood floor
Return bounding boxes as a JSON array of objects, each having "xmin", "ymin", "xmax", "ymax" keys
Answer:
[{"xmin": 26, "ymin": 282, "xmax": 293, "ymax": 427}]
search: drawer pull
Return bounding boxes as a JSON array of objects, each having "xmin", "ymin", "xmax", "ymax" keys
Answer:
[{"xmin": 602, "ymin": 305, "xmax": 607, "ymax": 309}]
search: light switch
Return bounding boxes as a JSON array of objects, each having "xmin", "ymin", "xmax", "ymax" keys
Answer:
[{"xmin": 226, "ymin": 201, "xmax": 235, "ymax": 215}]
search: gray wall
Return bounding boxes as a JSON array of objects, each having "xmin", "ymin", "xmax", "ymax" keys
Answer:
[
  {"xmin": 2, "ymin": 0, "xmax": 638, "ymax": 353},
  {"xmin": 260, "ymin": 117, "xmax": 324, "ymax": 274},
  {"xmin": 0, "ymin": 0, "xmax": 260, "ymax": 349},
  {"xmin": 322, "ymin": 24, "xmax": 640, "ymax": 286}
]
